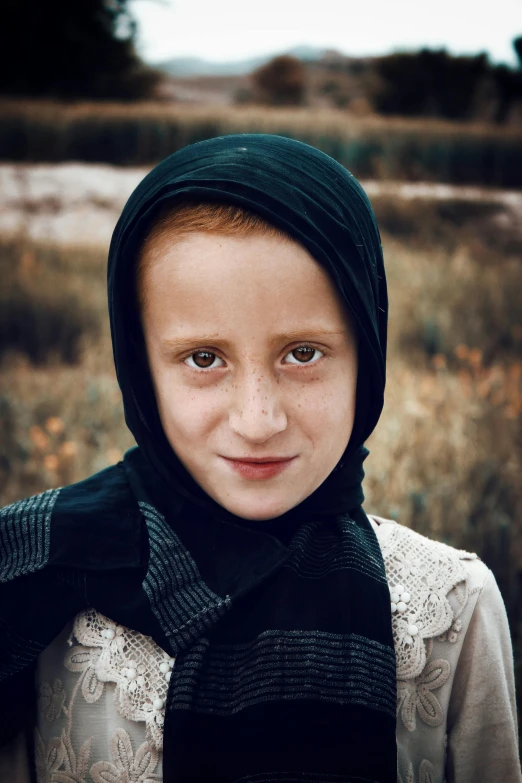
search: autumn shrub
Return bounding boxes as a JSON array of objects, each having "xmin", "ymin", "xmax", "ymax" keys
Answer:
[
  {"xmin": 0, "ymin": 240, "xmax": 104, "ymax": 363},
  {"xmin": 392, "ymin": 247, "xmax": 522, "ymax": 364},
  {"xmin": 365, "ymin": 354, "xmax": 522, "ymax": 591},
  {"xmin": 250, "ymin": 55, "xmax": 308, "ymax": 106},
  {"xmin": 372, "ymin": 195, "xmax": 522, "ymax": 256},
  {"xmin": 374, "ymin": 199, "xmax": 522, "ymax": 365},
  {"xmin": 373, "ymin": 197, "xmax": 502, "ymax": 248},
  {"xmin": 0, "ymin": 356, "xmax": 134, "ymax": 504}
]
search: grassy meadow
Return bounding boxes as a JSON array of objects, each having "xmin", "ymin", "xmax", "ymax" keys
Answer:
[
  {"xmin": 2, "ymin": 99, "xmax": 522, "ymax": 187},
  {"xmin": 0, "ymin": 105, "xmax": 521, "ymax": 733}
]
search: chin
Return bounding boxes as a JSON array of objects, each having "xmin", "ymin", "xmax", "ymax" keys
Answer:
[{"xmin": 216, "ymin": 492, "xmax": 301, "ymax": 522}]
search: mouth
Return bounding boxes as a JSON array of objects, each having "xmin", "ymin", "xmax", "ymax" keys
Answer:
[
  {"xmin": 225, "ymin": 456, "xmax": 295, "ymax": 463},
  {"xmin": 221, "ymin": 455, "xmax": 297, "ymax": 480}
]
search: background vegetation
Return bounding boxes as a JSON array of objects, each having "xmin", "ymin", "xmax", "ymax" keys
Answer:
[
  {"xmin": 0, "ymin": 0, "xmax": 161, "ymax": 100},
  {"xmin": 2, "ymin": 100, "xmax": 522, "ymax": 188}
]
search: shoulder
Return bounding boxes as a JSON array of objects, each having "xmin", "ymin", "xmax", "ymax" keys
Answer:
[
  {"xmin": 368, "ymin": 513, "xmax": 490, "ymax": 592},
  {"xmin": 368, "ymin": 513, "xmax": 492, "ymax": 680},
  {"xmin": 0, "ymin": 462, "xmax": 143, "ymax": 581}
]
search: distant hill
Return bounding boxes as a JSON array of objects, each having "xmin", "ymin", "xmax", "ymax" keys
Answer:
[{"xmin": 157, "ymin": 46, "xmax": 327, "ymax": 77}]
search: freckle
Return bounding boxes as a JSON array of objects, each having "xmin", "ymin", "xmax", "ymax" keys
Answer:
[{"xmin": 262, "ymin": 409, "xmax": 267, "ymax": 415}]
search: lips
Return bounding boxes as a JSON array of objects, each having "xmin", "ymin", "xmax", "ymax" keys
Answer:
[
  {"xmin": 222, "ymin": 455, "xmax": 296, "ymax": 480},
  {"xmin": 225, "ymin": 456, "xmax": 294, "ymax": 463}
]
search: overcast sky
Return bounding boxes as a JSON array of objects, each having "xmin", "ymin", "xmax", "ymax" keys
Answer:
[{"xmin": 129, "ymin": 0, "xmax": 522, "ymax": 66}]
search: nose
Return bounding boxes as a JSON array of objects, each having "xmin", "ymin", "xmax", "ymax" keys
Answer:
[{"xmin": 228, "ymin": 370, "xmax": 288, "ymax": 444}]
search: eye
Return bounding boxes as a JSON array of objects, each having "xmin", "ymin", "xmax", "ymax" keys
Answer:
[
  {"xmin": 184, "ymin": 351, "xmax": 225, "ymax": 370},
  {"xmin": 283, "ymin": 346, "xmax": 324, "ymax": 365}
]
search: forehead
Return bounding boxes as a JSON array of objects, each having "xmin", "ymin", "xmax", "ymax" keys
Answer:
[{"xmin": 140, "ymin": 231, "xmax": 354, "ymax": 338}]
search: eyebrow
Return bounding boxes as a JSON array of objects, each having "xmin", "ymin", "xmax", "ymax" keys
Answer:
[{"xmin": 159, "ymin": 328, "xmax": 347, "ymax": 352}]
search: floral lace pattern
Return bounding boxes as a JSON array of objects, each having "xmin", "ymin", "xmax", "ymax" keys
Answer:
[
  {"xmin": 397, "ymin": 641, "xmax": 451, "ymax": 732},
  {"xmin": 369, "ymin": 515, "xmax": 479, "ymax": 782},
  {"xmin": 35, "ymin": 723, "xmax": 93, "ymax": 783},
  {"xmin": 39, "ymin": 679, "xmax": 67, "ymax": 722},
  {"xmin": 35, "ymin": 723, "xmax": 159, "ymax": 783},
  {"xmin": 372, "ymin": 518, "xmax": 476, "ymax": 681},
  {"xmin": 90, "ymin": 729, "xmax": 160, "ymax": 783},
  {"xmin": 64, "ymin": 609, "xmax": 174, "ymax": 751},
  {"xmin": 34, "ymin": 611, "xmax": 172, "ymax": 782},
  {"xmin": 398, "ymin": 759, "xmax": 437, "ymax": 783}
]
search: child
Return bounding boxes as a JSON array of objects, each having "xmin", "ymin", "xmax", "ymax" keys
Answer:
[{"xmin": 0, "ymin": 134, "xmax": 520, "ymax": 783}]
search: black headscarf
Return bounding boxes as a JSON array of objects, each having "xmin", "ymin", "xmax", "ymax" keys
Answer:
[
  {"xmin": 106, "ymin": 134, "xmax": 397, "ymax": 782},
  {"xmin": 108, "ymin": 133, "xmax": 388, "ymax": 523}
]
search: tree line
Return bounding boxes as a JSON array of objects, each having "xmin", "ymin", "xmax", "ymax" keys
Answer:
[
  {"xmin": 0, "ymin": 0, "xmax": 160, "ymax": 100},
  {"xmin": 1, "ymin": 0, "xmax": 521, "ymax": 123},
  {"xmin": 247, "ymin": 41, "xmax": 522, "ymax": 123}
]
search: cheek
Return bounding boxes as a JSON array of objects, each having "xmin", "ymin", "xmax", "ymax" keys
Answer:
[
  {"xmin": 306, "ymin": 380, "xmax": 356, "ymax": 458},
  {"xmin": 292, "ymin": 370, "xmax": 356, "ymax": 426},
  {"xmin": 152, "ymin": 370, "xmax": 223, "ymax": 442}
]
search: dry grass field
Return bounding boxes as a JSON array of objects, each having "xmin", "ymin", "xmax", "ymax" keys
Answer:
[
  {"xmin": 2, "ymin": 100, "xmax": 522, "ymax": 187},
  {"xmin": 0, "ymin": 165, "xmax": 521, "ymax": 734}
]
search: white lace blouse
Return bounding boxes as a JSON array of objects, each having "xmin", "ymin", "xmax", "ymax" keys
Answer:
[{"xmin": 1, "ymin": 516, "xmax": 520, "ymax": 782}]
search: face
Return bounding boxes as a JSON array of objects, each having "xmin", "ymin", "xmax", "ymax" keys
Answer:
[{"xmin": 140, "ymin": 231, "xmax": 358, "ymax": 521}]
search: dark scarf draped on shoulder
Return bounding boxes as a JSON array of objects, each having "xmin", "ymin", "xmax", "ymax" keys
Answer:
[{"xmin": 0, "ymin": 135, "xmax": 397, "ymax": 783}]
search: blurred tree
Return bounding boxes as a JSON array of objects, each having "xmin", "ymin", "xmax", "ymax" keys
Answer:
[
  {"xmin": 514, "ymin": 36, "xmax": 522, "ymax": 68},
  {"xmin": 369, "ymin": 47, "xmax": 522, "ymax": 123},
  {"xmin": 0, "ymin": 0, "xmax": 160, "ymax": 100},
  {"xmin": 370, "ymin": 49, "xmax": 490, "ymax": 120},
  {"xmin": 493, "ymin": 69, "xmax": 522, "ymax": 123},
  {"xmin": 251, "ymin": 55, "xmax": 307, "ymax": 106}
]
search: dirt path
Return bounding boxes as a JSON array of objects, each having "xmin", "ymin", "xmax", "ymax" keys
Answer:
[{"xmin": 1, "ymin": 163, "xmax": 521, "ymax": 247}]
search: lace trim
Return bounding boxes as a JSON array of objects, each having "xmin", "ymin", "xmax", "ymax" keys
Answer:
[
  {"xmin": 398, "ymin": 759, "xmax": 437, "ymax": 783},
  {"xmin": 90, "ymin": 728, "xmax": 161, "ymax": 783},
  {"xmin": 373, "ymin": 520, "xmax": 476, "ymax": 681},
  {"xmin": 66, "ymin": 609, "xmax": 175, "ymax": 750},
  {"xmin": 396, "ymin": 642, "xmax": 451, "ymax": 731},
  {"xmin": 35, "ymin": 724, "xmax": 161, "ymax": 783}
]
